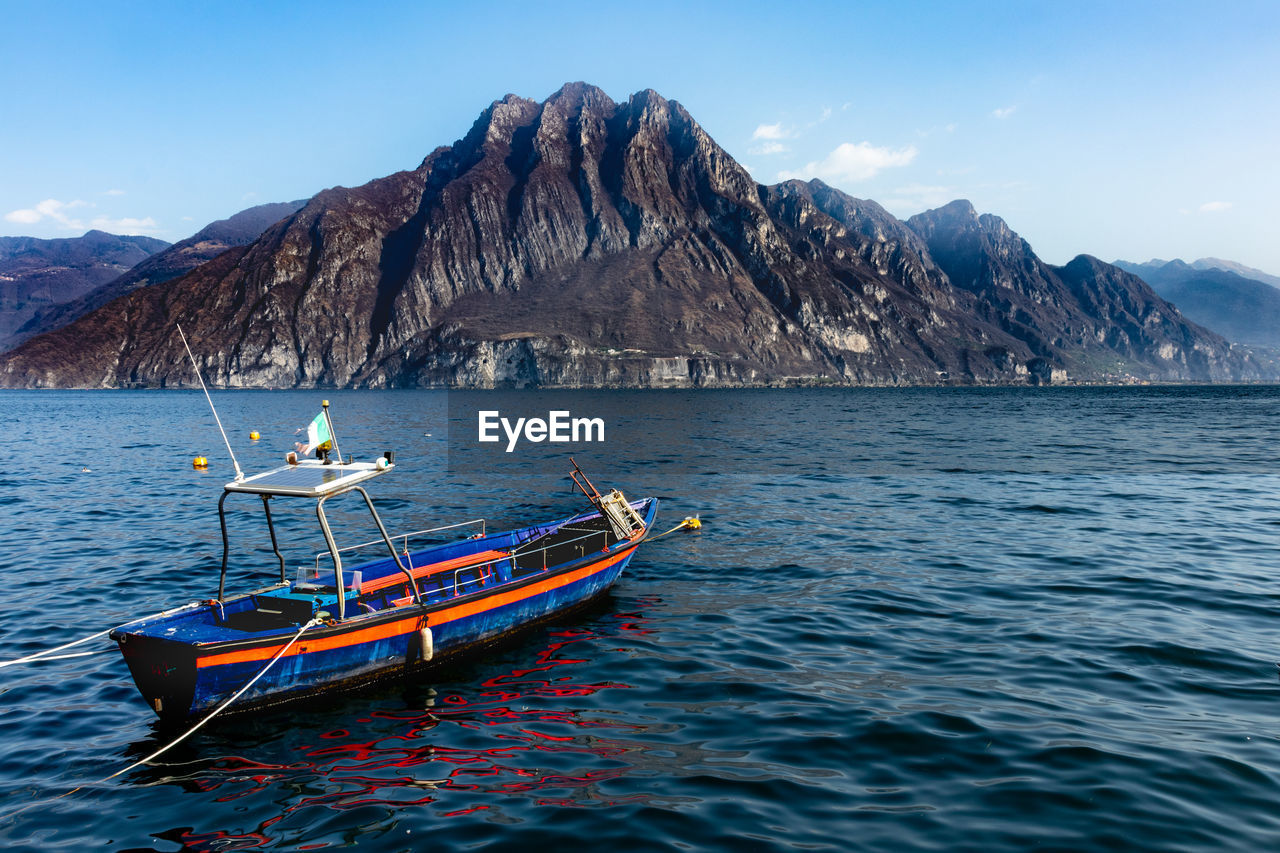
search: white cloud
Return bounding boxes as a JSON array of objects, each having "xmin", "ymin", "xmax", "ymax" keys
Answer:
[
  {"xmin": 992, "ymin": 106, "xmax": 1017, "ymax": 119},
  {"xmin": 749, "ymin": 141, "xmax": 789, "ymax": 156},
  {"xmin": 4, "ymin": 198, "xmax": 91, "ymax": 229},
  {"xmin": 4, "ymin": 197, "xmax": 161, "ymax": 234},
  {"xmin": 4, "ymin": 208, "xmax": 42, "ymax": 224},
  {"xmin": 91, "ymin": 215, "xmax": 162, "ymax": 234},
  {"xmin": 777, "ymin": 141, "xmax": 918, "ymax": 183},
  {"xmin": 104, "ymin": 189, "xmax": 126, "ymax": 196},
  {"xmin": 880, "ymin": 184, "xmax": 956, "ymax": 211},
  {"xmin": 1198, "ymin": 201, "xmax": 1232, "ymax": 213},
  {"xmin": 819, "ymin": 107, "xmax": 832, "ymax": 122},
  {"xmin": 917, "ymin": 123, "xmax": 959, "ymax": 138},
  {"xmin": 752, "ymin": 123, "xmax": 790, "ymax": 140}
]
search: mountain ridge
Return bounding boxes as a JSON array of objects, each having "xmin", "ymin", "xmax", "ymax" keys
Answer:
[
  {"xmin": 1117, "ymin": 257, "xmax": 1280, "ymax": 290},
  {"xmin": 0, "ymin": 83, "xmax": 1262, "ymax": 388},
  {"xmin": 1113, "ymin": 258, "xmax": 1280, "ymax": 349},
  {"xmin": 6, "ymin": 200, "xmax": 307, "ymax": 351},
  {"xmin": 0, "ymin": 231, "xmax": 169, "ymax": 350}
]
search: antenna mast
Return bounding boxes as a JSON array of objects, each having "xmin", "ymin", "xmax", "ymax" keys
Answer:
[{"xmin": 176, "ymin": 324, "xmax": 244, "ymax": 481}]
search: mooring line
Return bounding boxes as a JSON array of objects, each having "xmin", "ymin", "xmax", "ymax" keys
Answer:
[
  {"xmin": 0, "ymin": 601, "xmax": 202, "ymax": 671},
  {"xmin": 1, "ymin": 618, "xmax": 319, "ymax": 823},
  {"xmin": 647, "ymin": 516, "xmax": 704, "ymax": 540},
  {"xmin": 0, "ymin": 628, "xmax": 115, "ymax": 670},
  {"xmin": 104, "ymin": 617, "xmax": 319, "ymax": 781}
]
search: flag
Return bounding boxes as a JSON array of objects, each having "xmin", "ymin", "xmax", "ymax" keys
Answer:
[{"xmin": 294, "ymin": 411, "xmax": 332, "ymax": 456}]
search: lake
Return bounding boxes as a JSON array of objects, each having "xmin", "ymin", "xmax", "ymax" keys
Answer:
[{"xmin": 2, "ymin": 387, "xmax": 1279, "ymax": 851}]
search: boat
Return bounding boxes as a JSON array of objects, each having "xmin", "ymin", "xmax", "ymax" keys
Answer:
[{"xmin": 109, "ymin": 416, "xmax": 656, "ymax": 721}]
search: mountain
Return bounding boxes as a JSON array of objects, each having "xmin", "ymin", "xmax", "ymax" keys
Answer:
[
  {"xmin": 1114, "ymin": 259, "xmax": 1280, "ymax": 349},
  {"xmin": 6, "ymin": 200, "xmax": 306, "ymax": 351},
  {"xmin": 1118, "ymin": 257, "xmax": 1280, "ymax": 290},
  {"xmin": 0, "ymin": 84, "xmax": 1261, "ymax": 389},
  {"xmin": 0, "ymin": 231, "xmax": 169, "ymax": 350},
  {"xmin": 1189, "ymin": 258, "xmax": 1280, "ymax": 290},
  {"xmin": 906, "ymin": 202, "xmax": 1247, "ymax": 381}
]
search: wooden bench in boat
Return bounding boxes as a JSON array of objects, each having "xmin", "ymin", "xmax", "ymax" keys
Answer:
[{"xmin": 363, "ymin": 548, "xmax": 511, "ymax": 595}]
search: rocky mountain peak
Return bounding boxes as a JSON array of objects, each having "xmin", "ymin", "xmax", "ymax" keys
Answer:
[
  {"xmin": 454, "ymin": 93, "xmax": 539, "ymax": 157},
  {"xmin": 931, "ymin": 198, "xmax": 979, "ymax": 220},
  {"xmin": 0, "ymin": 84, "xmax": 1261, "ymax": 388},
  {"xmin": 1061, "ymin": 254, "xmax": 1114, "ymax": 277},
  {"xmin": 546, "ymin": 81, "xmax": 615, "ymax": 113}
]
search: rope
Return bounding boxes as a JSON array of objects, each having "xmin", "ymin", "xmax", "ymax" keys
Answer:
[
  {"xmin": 0, "ymin": 627, "xmax": 115, "ymax": 670},
  {"xmin": 2, "ymin": 617, "xmax": 318, "ymax": 823},
  {"xmin": 0, "ymin": 601, "xmax": 202, "ymax": 671},
  {"xmin": 105, "ymin": 617, "xmax": 319, "ymax": 781},
  {"xmin": 26, "ymin": 649, "xmax": 114, "ymax": 663},
  {"xmin": 647, "ymin": 517, "xmax": 703, "ymax": 541}
]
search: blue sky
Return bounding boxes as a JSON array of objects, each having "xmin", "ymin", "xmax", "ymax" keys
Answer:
[{"xmin": 3, "ymin": 0, "xmax": 1277, "ymax": 271}]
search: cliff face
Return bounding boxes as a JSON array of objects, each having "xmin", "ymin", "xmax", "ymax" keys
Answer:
[
  {"xmin": 0, "ymin": 231, "xmax": 169, "ymax": 350},
  {"xmin": 0, "ymin": 84, "xmax": 1261, "ymax": 388}
]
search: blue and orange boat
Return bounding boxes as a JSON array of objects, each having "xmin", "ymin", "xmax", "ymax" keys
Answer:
[{"xmin": 110, "ymin": 435, "xmax": 655, "ymax": 721}]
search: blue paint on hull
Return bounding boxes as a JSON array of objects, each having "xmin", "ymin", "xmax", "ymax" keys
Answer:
[
  {"xmin": 193, "ymin": 550, "xmax": 634, "ymax": 715},
  {"xmin": 114, "ymin": 498, "xmax": 657, "ymax": 719}
]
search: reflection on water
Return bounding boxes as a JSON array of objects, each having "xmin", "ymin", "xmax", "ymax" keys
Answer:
[{"xmin": 147, "ymin": 610, "xmax": 662, "ymax": 851}]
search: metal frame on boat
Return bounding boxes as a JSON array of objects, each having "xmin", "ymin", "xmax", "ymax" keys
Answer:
[{"xmin": 110, "ymin": 435, "xmax": 656, "ymax": 721}]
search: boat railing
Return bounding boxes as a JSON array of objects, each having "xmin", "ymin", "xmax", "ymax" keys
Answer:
[
  {"xmin": 512, "ymin": 523, "xmax": 616, "ymax": 571},
  {"xmin": 311, "ymin": 520, "xmax": 626, "ymax": 599},
  {"xmin": 313, "ymin": 518, "xmax": 488, "ymax": 574},
  {"xmin": 437, "ymin": 526, "xmax": 615, "ymax": 594},
  {"xmin": 451, "ymin": 565, "xmax": 492, "ymax": 597},
  {"xmin": 424, "ymin": 526, "xmax": 615, "ymax": 594}
]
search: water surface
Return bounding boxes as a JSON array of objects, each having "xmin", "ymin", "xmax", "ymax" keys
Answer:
[{"xmin": 2, "ymin": 387, "xmax": 1279, "ymax": 851}]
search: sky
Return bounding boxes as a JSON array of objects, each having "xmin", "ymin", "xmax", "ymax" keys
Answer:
[{"xmin": 2, "ymin": 0, "xmax": 1277, "ymax": 272}]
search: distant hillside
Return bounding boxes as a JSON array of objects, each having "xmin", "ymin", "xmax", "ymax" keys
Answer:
[
  {"xmin": 7, "ymin": 200, "xmax": 306, "ymax": 350},
  {"xmin": 1117, "ymin": 257, "xmax": 1280, "ymax": 290},
  {"xmin": 1114, "ymin": 259, "xmax": 1280, "ymax": 348},
  {"xmin": 0, "ymin": 231, "xmax": 169, "ymax": 349},
  {"xmin": 1189, "ymin": 258, "xmax": 1280, "ymax": 289}
]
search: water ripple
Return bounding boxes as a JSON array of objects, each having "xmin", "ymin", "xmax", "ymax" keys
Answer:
[{"xmin": 3, "ymin": 387, "xmax": 1280, "ymax": 850}]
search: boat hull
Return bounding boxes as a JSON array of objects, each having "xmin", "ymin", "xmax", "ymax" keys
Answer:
[
  {"xmin": 187, "ymin": 544, "xmax": 637, "ymax": 717},
  {"xmin": 113, "ymin": 499, "xmax": 656, "ymax": 720}
]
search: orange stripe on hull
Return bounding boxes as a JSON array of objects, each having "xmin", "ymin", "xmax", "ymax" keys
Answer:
[{"xmin": 197, "ymin": 546, "xmax": 635, "ymax": 669}]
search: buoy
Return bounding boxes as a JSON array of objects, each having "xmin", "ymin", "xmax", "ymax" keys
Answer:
[
  {"xmin": 193, "ymin": 456, "xmax": 208, "ymax": 469},
  {"xmin": 249, "ymin": 431, "xmax": 260, "ymax": 441},
  {"xmin": 683, "ymin": 515, "xmax": 702, "ymax": 530}
]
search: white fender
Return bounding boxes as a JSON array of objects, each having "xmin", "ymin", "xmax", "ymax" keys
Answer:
[{"xmin": 419, "ymin": 626, "xmax": 434, "ymax": 662}]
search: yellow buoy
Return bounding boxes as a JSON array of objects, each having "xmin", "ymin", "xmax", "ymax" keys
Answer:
[
  {"xmin": 683, "ymin": 516, "xmax": 702, "ymax": 530},
  {"xmin": 249, "ymin": 431, "xmax": 260, "ymax": 441},
  {"xmin": 193, "ymin": 456, "xmax": 208, "ymax": 469}
]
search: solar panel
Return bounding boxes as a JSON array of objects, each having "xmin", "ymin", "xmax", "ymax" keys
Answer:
[{"xmin": 224, "ymin": 460, "xmax": 389, "ymax": 497}]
